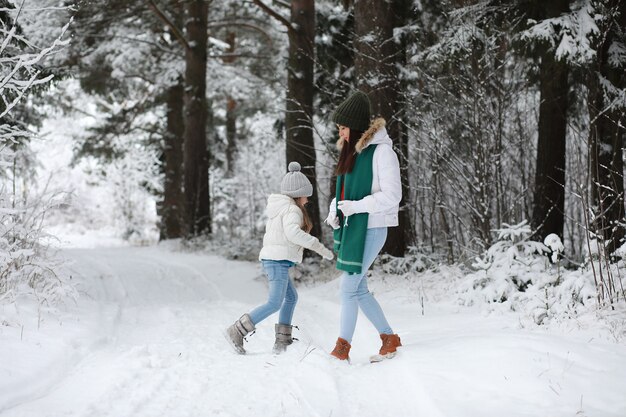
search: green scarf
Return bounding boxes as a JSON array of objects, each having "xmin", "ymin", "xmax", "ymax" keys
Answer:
[{"xmin": 333, "ymin": 144, "xmax": 377, "ymax": 274}]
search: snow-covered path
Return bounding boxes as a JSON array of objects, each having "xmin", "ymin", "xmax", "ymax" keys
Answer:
[{"xmin": 2, "ymin": 246, "xmax": 626, "ymax": 417}]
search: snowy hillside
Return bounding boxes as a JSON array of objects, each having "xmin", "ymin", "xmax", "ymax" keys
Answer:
[{"xmin": 2, "ymin": 241, "xmax": 625, "ymax": 417}]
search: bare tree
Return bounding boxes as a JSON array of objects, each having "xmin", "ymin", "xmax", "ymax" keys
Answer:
[
  {"xmin": 588, "ymin": 0, "xmax": 626, "ymax": 258},
  {"xmin": 0, "ymin": 1, "xmax": 76, "ymax": 305}
]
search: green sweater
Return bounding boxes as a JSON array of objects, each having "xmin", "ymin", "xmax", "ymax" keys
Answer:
[{"xmin": 333, "ymin": 144, "xmax": 377, "ymax": 274}]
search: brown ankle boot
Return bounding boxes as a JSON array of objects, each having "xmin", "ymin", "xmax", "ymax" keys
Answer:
[
  {"xmin": 379, "ymin": 333, "xmax": 402, "ymax": 356},
  {"xmin": 330, "ymin": 337, "xmax": 351, "ymax": 361}
]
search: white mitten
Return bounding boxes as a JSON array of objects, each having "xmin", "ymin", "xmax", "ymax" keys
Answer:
[
  {"xmin": 337, "ymin": 200, "xmax": 359, "ymax": 217},
  {"xmin": 313, "ymin": 241, "xmax": 335, "ymax": 260},
  {"xmin": 325, "ymin": 211, "xmax": 340, "ymax": 229},
  {"xmin": 319, "ymin": 246, "xmax": 335, "ymax": 261}
]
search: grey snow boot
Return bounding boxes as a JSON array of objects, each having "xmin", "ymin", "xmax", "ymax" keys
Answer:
[
  {"xmin": 225, "ymin": 314, "xmax": 255, "ymax": 354},
  {"xmin": 273, "ymin": 323, "xmax": 294, "ymax": 354}
]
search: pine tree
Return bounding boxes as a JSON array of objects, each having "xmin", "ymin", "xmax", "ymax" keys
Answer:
[
  {"xmin": 526, "ymin": 0, "xmax": 570, "ymax": 243},
  {"xmin": 182, "ymin": 0, "xmax": 211, "ymax": 236},
  {"xmin": 69, "ymin": 0, "xmax": 187, "ymax": 240}
]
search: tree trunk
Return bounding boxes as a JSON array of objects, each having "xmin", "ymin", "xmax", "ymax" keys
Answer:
[
  {"xmin": 160, "ymin": 77, "xmax": 185, "ymax": 240},
  {"xmin": 252, "ymin": 0, "xmax": 320, "ymax": 238},
  {"xmin": 226, "ymin": 96, "xmax": 237, "ymax": 177},
  {"xmin": 224, "ymin": 31, "xmax": 237, "ymax": 178},
  {"xmin": 354, "ymin": 0, "xmax": 413, "ymax": 256},
  {"xmin": 286, "ymin": 0, "xmax": 320, "ymax": 238},
  {"xmin": 588, "ymin": 1, "xmax": 626, "ymax": 256},
  {"xmin": 531, "ymin": 0, "xmax": 569, "ymax": 242},
  {"xmin": 183, "ymin": 0, "xmax": 210, "ymax": 236}
]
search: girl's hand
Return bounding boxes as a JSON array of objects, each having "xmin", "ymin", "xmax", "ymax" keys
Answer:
[
  {"xmin": 319, "ymin": 246, "xmax": 335, "ymax": 261},
  {"xmin": 312, "ymin": 241, "xmax": 335, "ymax": 260},
  {"xmin": 325, "ymin": 212, "xmax": 340, "ymax": 229}
]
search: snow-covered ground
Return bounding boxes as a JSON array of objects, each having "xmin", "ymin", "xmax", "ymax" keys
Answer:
[{"xmin": 1, "ymin": 241, "xmax": 626, "ymax": 417}]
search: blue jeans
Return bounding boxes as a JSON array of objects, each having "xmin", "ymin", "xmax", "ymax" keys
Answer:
[
  {"xmin": 249, "ymin": 260, "xmax": 298, "ymax": 326},
  {"xmin": 339, "ymin": 227, "xmax": 393, "ymax": 343}
]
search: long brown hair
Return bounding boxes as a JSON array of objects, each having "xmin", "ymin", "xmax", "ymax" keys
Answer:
[
  {"xmin": 336, "ymin": 129, "xmax": 363, "ymax": 175},
  {"xmin": 294, "ymin": 197, "xmax": 313, "ymax": 233}
]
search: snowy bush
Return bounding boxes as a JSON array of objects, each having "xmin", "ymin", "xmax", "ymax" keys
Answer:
[
  {"xmin": 379, "ymin": 246, "xmax": 441, "ymax": 275},
  {"xmin": 0, "ymin": 3, "xmax": 76, "ymax": 313},
  {"xmin": 457, "ymin": 221, "xmax": 598, "ymax": 325},
  {"xmin": 103, "ymin": 140, "xmax": 162, "ymax": 243},
  {"xmin": 0, "ymin": 188, "xmax": 77, "ymax": 311},
  {"xmin": 462, "ymin": 220, "xmax": 550, "ymax": 301},
  {"xmin": 544, "ymin": 233, "xmax": 565, "ymax": 264}
]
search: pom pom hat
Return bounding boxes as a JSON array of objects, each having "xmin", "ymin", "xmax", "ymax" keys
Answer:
[{"xmin": 280, "ymin": 162, "xmax": 313, "ymax": 198}]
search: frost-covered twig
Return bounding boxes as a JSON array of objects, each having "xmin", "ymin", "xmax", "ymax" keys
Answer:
[{"xmin": 0, "ymin": 2, "xmax": 76, "ymax": 313}]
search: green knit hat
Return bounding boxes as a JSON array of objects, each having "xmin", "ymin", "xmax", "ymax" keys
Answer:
[{"xmin": 332, "ymin": 91, "xmax": 371, "ymax": 132}]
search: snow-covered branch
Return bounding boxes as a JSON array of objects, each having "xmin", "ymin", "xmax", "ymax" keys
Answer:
[
  {"xmin": 0, "ymin": 1, "xmax": 75, "ymax": 311},
  {"xmin": 0, "ymin": 15, "xmax": 71, "ymax": 122}
]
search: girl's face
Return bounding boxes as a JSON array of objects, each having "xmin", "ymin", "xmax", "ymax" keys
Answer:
[
  {"xmin": 296, "ymin": 196, "xmax": 309, "ymax": 206},
  {"xmin": 337, "ymin": 124, "xmax": 350, "ymax": 142}
]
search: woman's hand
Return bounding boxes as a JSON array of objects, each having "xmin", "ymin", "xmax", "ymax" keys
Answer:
[{"xmin": 337, "ymin": 200, "xmax": 360, "ymax": 217}]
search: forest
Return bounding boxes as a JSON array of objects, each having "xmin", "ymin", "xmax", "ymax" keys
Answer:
[
  {"xmin": 65, "ymin": 0, "xmax": 626, "ymax": 260},
  {"xmin": 1, "ymin": 0, "xmax": 626, "ymax": 311}
]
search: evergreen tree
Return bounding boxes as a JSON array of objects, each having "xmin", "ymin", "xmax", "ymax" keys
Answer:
[
  {"xmin": 183, "ymin": 0, "xmax": 211, "ymax": 236},
  {"xmin": 529, "ymin": 0, "xmax": 570, "ymax": 243},
  {"xmin": 68, "ymin": 0, "xmax": 186, "ymax": 239}
]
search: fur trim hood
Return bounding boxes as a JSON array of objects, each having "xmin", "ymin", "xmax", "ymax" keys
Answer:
[{"xmin": 336, "ymin": 117, "xmax": 390, "ymax": 153}]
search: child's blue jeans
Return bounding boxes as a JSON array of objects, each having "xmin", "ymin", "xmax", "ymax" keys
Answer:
[
  {"xmin": 339, "ymin": 227, "xmax": 393, "ymax": 343},
  {"xmin": 249, "ymin": 260, "xmax": 298, "ymax": 326}
]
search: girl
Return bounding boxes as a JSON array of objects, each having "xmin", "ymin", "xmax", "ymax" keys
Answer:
[
  {"xmin": 325, "ymin": 91, "xmax": 403, "ymax": 362},
  {"xmin": 226, "ymin": 161, "xmax": 334, "ymax": 354}
]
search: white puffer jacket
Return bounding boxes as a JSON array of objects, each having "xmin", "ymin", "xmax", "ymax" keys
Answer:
[
  {"xmin": 259, "ymin": 194, "xmax": 331, "ymax": 263},
  {"xmin": 329, "ymin": 118, "xmax": 402, "ymax": 228}
]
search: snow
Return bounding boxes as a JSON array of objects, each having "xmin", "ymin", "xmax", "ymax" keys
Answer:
[
  {"xmin": 544, "ymin": 234, "xmax": 565, "ymax": 263},
  {"xmin": 208, "ymin": 36, "xmax": 230, "ymax": 50},
  {"xmin": 1, "ymin": 242, "xmax": 626, "ymax": 417},
  {"xmin": 521, "ymin": 2, "xmax": 599, "ymax": 64}
]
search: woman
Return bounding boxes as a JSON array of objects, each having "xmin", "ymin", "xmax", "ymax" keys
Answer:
[
  {"xmin": 325, "ymin": 91, "xmax": 403, "ymax": 362},
  {"xmin": 226, "ymin": 162, "xmax": 334, "ymax": 355}
]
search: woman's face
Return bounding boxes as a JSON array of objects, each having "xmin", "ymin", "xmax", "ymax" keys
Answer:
[
  {"xmin": 337, "ymin": 124, "xmax": 350, "ymax": 142},
  {"xmin": 296, "ymin": 196, "xmax": 309, "ymax": 206}
]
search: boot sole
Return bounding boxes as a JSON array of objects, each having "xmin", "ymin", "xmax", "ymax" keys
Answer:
[
  {"xmin": 330, "ymin": 356, "xmax": 351, "ymax": 364},
  {"xmin": 369, "ymin": 352, "xmax": 396, "ymax": 363}
]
